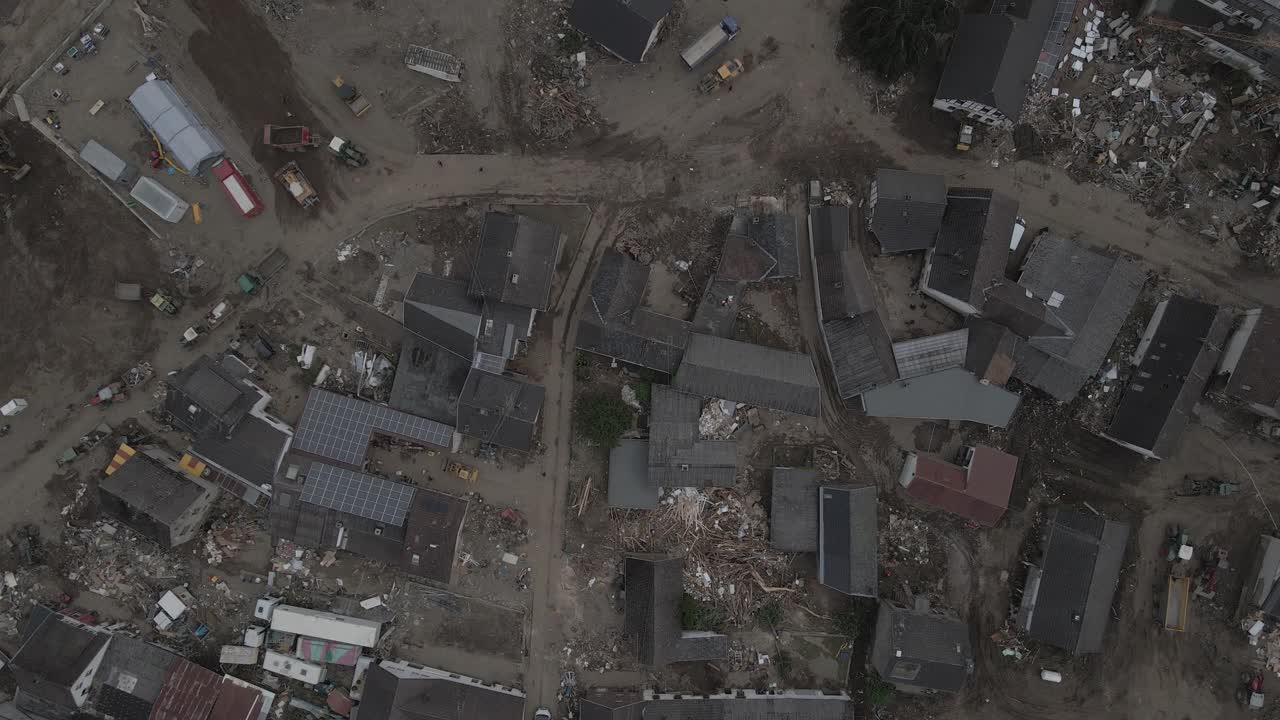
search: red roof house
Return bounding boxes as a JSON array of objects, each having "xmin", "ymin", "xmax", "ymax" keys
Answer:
[{"xmin": 898, "ymin": 446, "xmax": 1017, "ymax": 526}]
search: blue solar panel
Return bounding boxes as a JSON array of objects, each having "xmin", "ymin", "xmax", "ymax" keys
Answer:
[
  {"xmin": 302, "ymin": 462, "xmax": 415, "ymax": 525},
  {"xmin": 294, "ymin": 389, "xmax": 454, "ymax": 465}
]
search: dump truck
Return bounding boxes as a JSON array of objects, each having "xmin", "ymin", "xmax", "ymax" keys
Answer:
[
  {"xmin": 681, "ymin": 16, "xmax": 740, "ymax": 69},
  {"xmin": 698, "ymin": 58, "xmax": 744, "ymax": 94},
  {"xmin": 238, "ymin": 247, "xmax": 290, "ymax": 294},
  {"xmin": 333, "ymin": 75, "xmax": 371, "ymax": 117},
  {"xmin": 1163, "ymin": 575, "xmax": 1190, "ymax": 631},
  {"xmin": 263, "ymin": 125, "xmax": 321, "ymax": 151},
  {"xmin": 327, "ymin": 136, "xmax": 368, "ymax": 168},
  {"xmin": 274, "ymin": 162, "xmax": 318, "ymax": 208}
]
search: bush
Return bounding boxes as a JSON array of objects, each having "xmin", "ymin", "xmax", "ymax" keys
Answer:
[
  {"xmin": 834, "ymin": 602, "xmax": 871, "ymax": 640},
  {"xmin": 574, "ymin": 391, "xmax": 633, "ymax": 449},
  {"xmin": 756, "ymin": 601, "xmax": 782, "ymax": 631},
  {"xmin": 838, "ymin": 0, "xmax": 954, "ymax": 81},
  {"xmin": 680, "ymin": 594, "xmax": 727, "ymax": 632},
  {"xmin": 774, "ymin": 650, "xmax": 793, "ymax": 677},
  {"xmin": 633, "ymin": 381, "xmax": 652, "ymax": 406},
  {"xmin": 868, "ymin": 676, "xmax": 895, "ymax": 706}
]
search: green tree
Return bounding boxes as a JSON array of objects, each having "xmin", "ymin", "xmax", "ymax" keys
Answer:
[
  {"xmin": 868, "ymin": 675, "xmax": 895, "ymax": 706},
  {"xmin": 574, "ymin": 392, "xmax": 633, "ymax": 449},
  {"xmin": 757, "ymin": 601, "xmax": 782, "ymax": 631},
  {"xmin": 839, "ymin": 0, "xmax": 954, "ymax": 81},
  {"xmin": 679, "ymin": 594, "xmax": 727, "ymax": 632}
]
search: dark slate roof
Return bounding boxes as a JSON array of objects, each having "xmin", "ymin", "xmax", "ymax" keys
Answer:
[
  {"xmin": 691, "ymin": 278, "xmax": 746, "ymax": 339},
  {"xmin": 390, "ymin": 331, "xmax": 472, "ymax": 426},
  {"xmin": 354, "ymin": 664, "xmax": 525, "ymax": 720},
  {"xmin": 568, "ymin": 0, "xmax": 672, "ymax": 63},
  {"xmin": 770, "ymin": 468, "xmax": 820, "ymax": 552},
  {"xmin": 469, "ymin": 212, "xmax": 561, "ymax": 311},
  {"xmin": 749, "ymin": 213, "xmax": 799, "ymax": 278},
  {"xmin": 674, "ymin": 335, "xmax": 821, "ymax": 416},
  {"xmin": 861, "ymin": 366, "xmax": 1021, "ymax": 427},
  {"xmin": 718, "ymin": 209, "xmax": 799, "ymax": 281},
  {"xmin": 1226, "ymin": 307, "xmax": 1280, "ymax": 413},
  {"xmin": 818, "ymin": 486, "xmax": 878, "ymax": 597},
  {"xmin": 964, "ymin": 317, "xmax": 1017, "ymax": 385},
  {"xmin": 983, "ymin": 282, "xmax": 1070, "ymax": 339},
  {"xmin": 192, "ymin": 414, "xmax": 292, "ymax": 490},
  {"xmin": 624, "ymin": 555, "xmax": 729, "ymax": 665},
  {"xmin": 870, "ymin": 602, "xmax": 973, "ymax": 693},
  {"xmin": 718, "ymin": 231, "xmax": 777, "ymax": 282},
  {"xmin": 92, "ymin": 637, "xmax": 180, "ymax": 720},
  {"xmin": 810, "ymin": 205, "xmax": 898, "ymax": 397},
  {"xmin": 477, "ymin": 301, "xmax": 533, "ymax": 359},
  {"xmin": 163, "ymin": 354, "xmax": 259, "ymax": 437},
  {"xmin": 648, "ymin": 385, "xmax": 737, "ymax": 488},
  {"xmin": 1009, "ymin": 235, "xmax": 1147, "ymax": 400},
  {"xmin": 100, "ymin": 451, "xmax": 206, "ymax": 525},
  {"xmin": 13, "ymin": 610, "xmax": 110, "ymax": 711},
  {"xmin": 580, "ymin": 691, "xmax": 645, "ymax": 720},
  {"xmin": 925, "ymin": 188, "xmax": 1016, "ymax": 311},
  {"xmin": 934, "ymin": 0, "xmax": 1056, "ymax": 120},
  {"xmin": 402, "ymin": 487, "xmax": 468, "ymax": 583},
  {"xmin": 609, "ymin": 439, "xmax": 659, "ymax": 509},
  {"xmin": 643, "ymin": 696, "xmax": 859, "ymax": 719},
  {"xmin": 870, "ymin": 169, "xmax": 948, "ymax": 253},
  {"xmin": 404, "ymin": 273, "xmax": 482, "ymax": 360},
  {"xmin": 1105, "ymin": 296, "xmax": 1232, "ymax": 458},
  {"xmin": 456, "ymin": 369, "xmax": 544, "ymax": 451},
  {"xmin": 1021, "ymin": 508, "xmax": 1129, "ymax": 654},
  {"xmin": 587, "ymin": 249, "xmax": 650, "ymax": 324}
]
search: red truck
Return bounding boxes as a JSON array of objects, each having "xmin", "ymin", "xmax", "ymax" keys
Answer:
[{"xmin": 211, "ymin": 157, "xmax": 264, "ymax": 218}]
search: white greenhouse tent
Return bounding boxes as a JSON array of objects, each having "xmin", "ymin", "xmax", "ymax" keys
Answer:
[{"xmin": 128, "ymin": 80, "xmax": 224, "ymax": 174}]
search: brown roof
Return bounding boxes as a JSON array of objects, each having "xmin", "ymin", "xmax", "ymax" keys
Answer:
[
  {"xmin": 903, "ymin": 446, "xmax": 1016, "ymax": 526},
  {"xmin": 151, "ymin": 659, "xmax": 223, "ymax": 720},
  {"xmin": 401, "ymin": 487, "xmax": 468, "ymax": 583},
  {"xmin": 209, "ymin": 681, "xmax": 263, "ymax": 720}
]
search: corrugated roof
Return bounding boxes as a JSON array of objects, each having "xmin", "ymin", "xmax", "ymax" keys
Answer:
[
  {"xmin": 586, "ymin": 249, "xmax": 649, "ymax": 324},
  {"xmin": 1105, "ymin": 297, "xmax": 1231, "ymax": 458},
  {"xmin": 862, "ymin": 366, "xmax": 1020, "ymax": 427},
  {"xmin": 964, "ymin": 317, "xmax": 1017, "ymax": 385},
  {"xmin": 893, "ymin": 330, "xmax": 969, "ymax": 380},
  {"xmin": 163, "ymin": 354, "xmax": 259, "ymax": 438},
  {"xmin": 356, "ymin": 663, "xmax": 525, "ymax": 720},
  {"xmin": 925, "ymin": 188, "xmax": 1015, "ymax": 311},
  {"xmin": 192, "ymin": 413, "xmax": 292, "ymax": 490},
  {"xmin": 770, "ymin": 468, "xmax": 820, "ymax": 552},
  {"xmin": 151, "ymin": 659, "xmax": 222, "ymax": 720},
  {"xmin": 577, "ymin": 311, "xmax": 691, "ymax": 375},
  {"xmin": 674, "ymin": 334, "xmax": 820, "ymax": 416},
  {"xmin": 902, "ymin": 448, "xmax": 1015, "ymax": 526},
  {"xmin": 403, "ymin": 273, "xmax": 483, "ymax": 361},
  {"xmin": 1020, "ymin": 508, "xmax": 1129, "ymax": 654},
  {"xmin": 818, "ymin": 486, "xmax": 878, "ymax": 597},
  {"xmin": 609, "ymin": 439, "xmax": 658, "ymax": 509},
  {"xmin": 870, "ymin": 169, "xmax": 948, "ymax": 253}
]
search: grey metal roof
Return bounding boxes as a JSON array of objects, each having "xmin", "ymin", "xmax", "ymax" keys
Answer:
[
  {"xmin": 1225, "ymin": 307, "xmax": 1280, "ymax": 413},
  {"xmin": 469, "ymin": 212, "xmax": 561, "ymax": 311},
  {"xmin": 580, "ymin": 692, "xmax": 645, "ymax": 720},
  {"xmin": 456, "ymin": 369, "xmax": 544, "ymax": 451},
  {"xmin": 861, "ymin": 366, "xmax": 1020, "ymax": 427},
  {"xmin": 1249, "ymin": 535, "xmax": 1280, "ymax": 618},
  {"xmin": 609, "ymin": 439, "xmax": 659, "ymax": 509},
  {"xmin": 869, "ymin": 169, "xmax": 947, "ymax": 253},
  {"xmin": 893, "ymin": 330, "xmax": 969, "ymax": 380},
  {"xmin": 770, "ymin": 468, "xmax": 820, "ymax": 552},
  {"xmin": 100, "ymin": 452, "xmax": 207, "ymax": 525},
  {"xmin": 648, "ymin": 385, "xmax": 737, "ymax": 488},
  {"xmin": 192, "ymin": 413, "xmax": 292, "ymax": 489},
  {"xmin": 822, "ymin": 315, "xmax": 898, "ymax": 400},
  {"xmin": 925, "ymin": 188, "xmax": 1016, "ymax": 311},
  {"xmin": 818, "ymin": 485, "xmax": 878, "ymax": 597},
  {"xmin": 1104, "ymin": 296, "xmax": 1231, "ymax": 458},
  {"xmin": 356, "ymin": 664, "xmax": 525, "ymax": 720},
  {"xmin": 673, "ymin": 335, "xmax": 820, "ymax": 416},
  {"xmin": 870, "ymin": 602, "xmax": 973, "ymax": 694},
  {"xmin": 1020, "ymin": 508, "xmax": 1129, "ymax": 654},
  {"xmin": 750, "ymin": 213, "xmax": 799, "ymax": 278},
  {"xmin": 568, "ymin": 0, "xmax": 672, "ymax": 62},
  {"xmin": 577, "ymin": 312, "xmax": 691, "ymax": 374},
  {"xmin": 587, "ymin": 249, "xmax": 650, "ymax": 324},
  {"xmin": 624, "ymin": 555, "xmax": 729, "ymax": 665},
  {"xmin": 301, "ymin": 462, "xmax": 416, "ymax": 526},
  {"xmin": 477, "ymin": 301, "xmax": 533, "ymax": 359},
  {"xmin": 403, "ymin": 487, "xmax": 468, "ymax": 583},
  {"xmin": 80, "ymin": 139, "xmax": 134, "ymax": 182},
  {"xmin": 128, "ymin": 80, "xmax": 224, "ymax": 173},
  {"xmin": 933, "ymin": 0, "xmax": 1056, "ymax": 121},
  {"xmin": 1010, "ymin": 235, "xmax": 1147, "ymax": 400},
  {"xmin": 404, "ymin": 273, "xmax": 483, "ymax": 360},
  {"xmin": 390, "ymin": 331, "xmax": 471, "ymax": 426},
  {"xmin": 294, "ymin": 389, "xmax": 454, "ymax": 466},
  {"xmin": 13, "ymin": 610, "xmax": 110, "ymax": 712}
]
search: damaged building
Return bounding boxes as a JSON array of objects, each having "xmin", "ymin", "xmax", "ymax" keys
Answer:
[
  {"xmin": 870, "ymin": 599, "xmax": 974, "ymax": 694},
  {"xmin": 920, "ymin": 188, "xmax": 1018, "ymax": 316},
  {"xmin": 673, "ymin": 334, "xmax": 821, "ymax": 417},
  {"xmin": 99, "ymin": 443, "xmax": 219, "ymax": 549},
  {"xmin": 624, "ymin": 554, "xmax": 729, "ymax": 665},
  {"xmin": 576, "ymin": 248, "xmax": 692, "ymax": 374},
  {"xmin": 867, "ymin": 169, "xmax": 948, "ymax": 254},
  {"xmin": 898, "ymin": 445, "xmax": 1018, "ymax": 527}
]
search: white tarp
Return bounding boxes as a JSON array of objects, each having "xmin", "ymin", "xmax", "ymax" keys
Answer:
[
  {"xmin": 131, "ymin": 177, "xmax": 190, "ymax": 223},
  {"xmin": 269, "ymin": 605, "xmax": 382, "ymax": 647},
  {"xmin": 128, "ymin": 80, "xmax": 224, "ymax": 173}
]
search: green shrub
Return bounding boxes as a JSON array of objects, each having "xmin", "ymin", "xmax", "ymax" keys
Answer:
[
  {"xmin": 679, "ymin": 594, "xmax": 727, "ymax": 632},
  {"xmin": 838, "ymin": 0, "xmax": 953, "ymax": 81},
  {"xmin": 757, "ymin": 601, "xmax": 782, "ymax": 631},
  {"xmin": 574, "ymin": 392, "xmax": 632, "ymax": 449}
]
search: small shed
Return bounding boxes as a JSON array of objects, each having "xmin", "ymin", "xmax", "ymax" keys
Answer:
[
  {"xmin": 128, "ymin": 80, "xmax": 224, "ymax": 173},
  {"xmin": 131, "ymin": 177, "xmax": 190, "ymax": 223},
  {"xmin": 80, "ymin": 139, "xmax": 137, "ymax": 184}
]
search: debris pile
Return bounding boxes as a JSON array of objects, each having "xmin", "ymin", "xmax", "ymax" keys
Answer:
[
  {"xmin": 58, "ymin": 522, "xmax": 188, "ymax": 609},
  {"xmin": 500, "ymin": 0, "xmax": 601, "ymax": 146},
  {"xmin": 261, "ymin": 0, "xmax": 304, "ymax": 22},
  {"xmin": 414, "ymin": 86, "xmax": 507, "ymax": 154},
  {"xmin": 616, "ymin": 488, "xmax": 799, "ymax": 626}
]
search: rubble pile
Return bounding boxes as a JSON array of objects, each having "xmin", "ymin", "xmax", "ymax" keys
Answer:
[
  {"xmin": 880, "ymin": 510, "xmax": 949, "ymax": 602},
  {"xmin": 261, "ymin": 0, "xmax": 304, "ymax": 22},
  {"xmin": 414, "ymin": 86, "xmax": 507, "ymax": 154},
  {"xmin": 616, "ymin": 488, "xmax": 800, "ymax": 626},
  {"xmin": 1021, "ymin": 14, "xmax": 1280, "ymax": 269},
  {"xmin": 59, "ymin": 522, "xmax": 188, "ymax": 608},
  {"xmin": 501, "ymin": 0, "xmax": 601, "ymax": 146}
]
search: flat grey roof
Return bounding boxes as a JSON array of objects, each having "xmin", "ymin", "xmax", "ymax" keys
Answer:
[
  {"xmin": 674, "ymin": 334, "xmax": 820, "ymax": 416},
  {"xmin": 862, "ymin": 366, "xmax": 1020, "ymax": 427},
  {"xmin": 608, "ymin": 439, "xmax": 658, "ymax": 509}
]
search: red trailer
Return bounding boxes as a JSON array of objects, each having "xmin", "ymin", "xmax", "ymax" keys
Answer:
[{"xmin": 211, "ymin": 157, "xmax": 264, "ymax": 218}]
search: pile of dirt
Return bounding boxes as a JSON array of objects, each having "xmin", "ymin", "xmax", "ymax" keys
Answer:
[{"xmin": 414, "ymin": 86, "xmax": 508, "ymax": 154}]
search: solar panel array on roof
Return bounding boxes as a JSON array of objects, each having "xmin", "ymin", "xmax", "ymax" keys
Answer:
[
  {"xmin": 301, "ymin": 463, "xmax": 415, "ymax": 526},
  {"xmin": 294, "ymin": 389, "xmax": 454, "ymax": 466}
]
